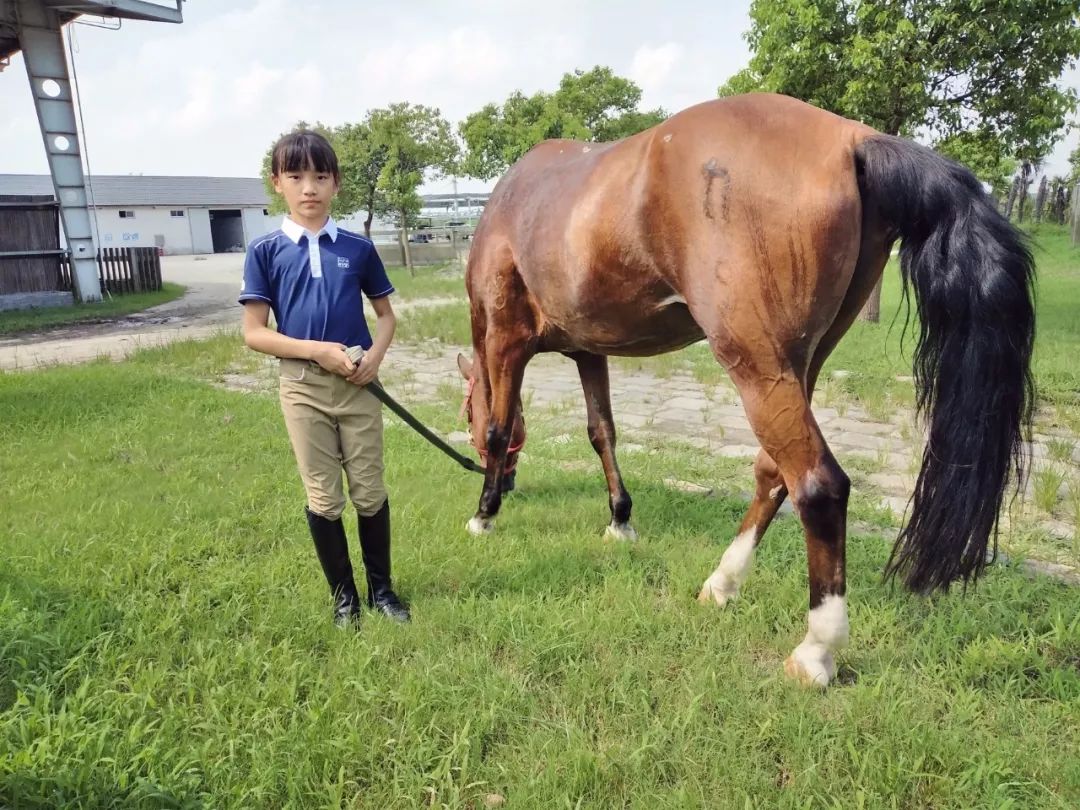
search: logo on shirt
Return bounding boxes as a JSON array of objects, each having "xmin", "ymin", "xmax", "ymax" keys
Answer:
[{"xmin": 337, "ymin": 256, "xmax": 350, "ymax": 269}]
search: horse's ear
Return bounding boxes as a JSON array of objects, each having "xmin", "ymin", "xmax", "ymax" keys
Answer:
[{"xmin": 456, "ymin": 352, "xmax": 473, "ymax": 379}]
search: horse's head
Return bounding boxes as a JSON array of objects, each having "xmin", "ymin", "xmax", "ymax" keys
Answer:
[{"xmin": 457, "ymin": 352, "xmax": 526, "ymax": 493}]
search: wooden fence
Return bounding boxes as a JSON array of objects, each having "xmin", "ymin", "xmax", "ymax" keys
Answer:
[
  {"xmin": 59, "ymin": 247, "xmax": 163, "ymax": 296},
  {"xmin": 0, "ymin": 195, "xmax": 62, "ymax": 295}
]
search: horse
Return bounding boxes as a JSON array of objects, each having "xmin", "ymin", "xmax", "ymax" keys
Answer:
[{"xmin": 455, "ymin": 93, "xmax": 1035, "ymax": 687}]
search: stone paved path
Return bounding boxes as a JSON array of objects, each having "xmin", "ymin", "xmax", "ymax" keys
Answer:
[{"xmin": 6, "ymin": 280, "xmax": 1077, "ymax": 580}]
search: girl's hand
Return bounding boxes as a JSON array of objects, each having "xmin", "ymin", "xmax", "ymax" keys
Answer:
[
  {"xmin": 311, "ymin": 342, "xmax": 355, "ymax": 376},
  {"xmin": 348, "ymin": 350, "xmax": 382, "ymax": 386}
]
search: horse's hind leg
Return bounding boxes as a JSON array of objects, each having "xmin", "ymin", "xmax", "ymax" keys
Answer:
[
  {"xmin": 697, "ymin": 448, "xmax": 786, "ymax": 605},
  {"xmin": 569, "ymin": 351, "xmax": 635, "ymax": 541},
  {"xmin": 734, "ymin": 376, "xmax": 850, "ymax": 687}
]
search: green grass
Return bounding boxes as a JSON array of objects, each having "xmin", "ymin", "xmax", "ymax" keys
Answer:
[
  {"xmin": 1032, "ymin": 466, "xmax": 1066, "ymax": 514},
  {"xmin": 1069, "ymin": 480, "xmax": 1080, "ymax": 548},
  {"xmin": 385, "ymin": 263, "xmax": 467, "ymax": 302},
  {"xmin": 1046, "ymin": 438, "xmax": 1077, "ymax": 464},
  {"xmin": 807, "ymin": 225, "xmax": 1080, "ymax": 418},
  {"xmin": 0, "ymin": 283, "xmax": 186, "ymax": 336},
  {"xmin": 386, "ymin": 300, "xmax": 472, "ymax": 345},
  {"xmin": 1, "ymin": 337, "xmax": 1078, "ymax": 808}
]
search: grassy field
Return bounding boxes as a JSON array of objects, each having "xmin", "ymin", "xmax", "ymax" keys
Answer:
[
  {"xmin": 385, "ymin": 264, "xmax": 468, "ymax": 303},
  {"xmin": 1, "ymin": 336, "xmax": 1078, "ymax": 808},
  {"xmin": 823, "ymin": 224, "xmax": 1080, "ymax": 426},
  {"xmin": 0, "ymin": 284, "xmax": 187, "ymax": 337}
]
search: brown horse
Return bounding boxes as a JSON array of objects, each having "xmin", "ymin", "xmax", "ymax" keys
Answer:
[{"xmin": 457, "ymin": 93, "xmax": 1035, "ymax": 687}]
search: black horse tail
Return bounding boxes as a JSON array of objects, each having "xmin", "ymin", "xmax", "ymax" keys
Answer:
[{"xmin": 854, "ymin": 134, "xmax": 1036, "ymax": 593}]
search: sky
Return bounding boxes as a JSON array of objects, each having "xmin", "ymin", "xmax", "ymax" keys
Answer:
[{"xmin": 1, "ymin": 0, "xmax": 1078, "ymax": 196}]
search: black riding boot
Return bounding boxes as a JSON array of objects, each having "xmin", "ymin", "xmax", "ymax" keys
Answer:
[
  {"xmin": 358, "ymin": 499, "xmax": 410, "ymax": 623},
  {"xmin": 305, "ymin": 508, "xmax": 361, "ymax": 627}
]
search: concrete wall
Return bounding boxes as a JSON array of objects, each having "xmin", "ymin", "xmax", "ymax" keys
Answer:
[
  {"xmin": 93, "ymin": 206, "xmax": 192, "ymax": 253},
  {"xmin": 0, "ymin": 290, "xmax": 73, "ymax": 312}
]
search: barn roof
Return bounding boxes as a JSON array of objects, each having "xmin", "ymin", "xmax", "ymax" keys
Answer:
[{"xmin": 0, "ymin": 174, "xmax": 270, "ymax": 207}]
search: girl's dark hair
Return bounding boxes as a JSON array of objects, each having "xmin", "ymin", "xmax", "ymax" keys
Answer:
[{"xmin": 270, "ymin": 130, "xmax": 340, "ymax": 181}]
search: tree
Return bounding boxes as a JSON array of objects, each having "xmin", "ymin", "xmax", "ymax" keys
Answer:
[
  {"xmin": 368, "ymin": 103, "xmax": 458, "ymax": 273},
  {"xmin": 554, "ymin": 66, "xmax": 667, "ymax": 141},
  {"xmin": 935, "ymin": 129, "xmax": 1016, "ymax": 202},
  {"xmin": 1016, "ymin": 161, "xmax": 1039, "ymax": 223},
  {"xmin": 1050, "ymin": 177, "xmax": 1071, "ymax": 224},
  {"xmin": 1035, "ymin": 175, "xmax": 1050, "ymax": 222},
  {"xmin": 1004, "ymin": 175, "xmax": 1020, "ymax": 220},
  {"xmin": 333, "ymin": 121, "xmax": 390, "ymax": 238},
  {"xmin": 460, "ymin": 66, "xmax": 667, "ymax": 180},
  {"xmin": 459, "ymin": 93, "xmax": 589, "ymax": 180},
  {"xmin": 721, "ymin": 0, "xmax": 1080, "ymax": 319},
  {"xmin": 1067, "ymin": 143, "xmax": 1080, "ymax": 187}
]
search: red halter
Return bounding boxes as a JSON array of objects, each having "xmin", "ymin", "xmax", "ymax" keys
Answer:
[{"xmin": 460, "ymin": 376, "xmax": 526, "ymax": 474}]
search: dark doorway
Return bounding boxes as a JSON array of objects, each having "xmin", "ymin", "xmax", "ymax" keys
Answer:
[{"xmin": 209, "ymin": 209, "xmax": 244, "ymax": 253}]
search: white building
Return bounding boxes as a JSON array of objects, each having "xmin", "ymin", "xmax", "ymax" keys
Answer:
[
  {"xmin": 0, "ymin": 173, "xmax": 492, "ymax": 254},
  {"xmin": 0, "ymin": 174, "xmax": 277, "ymax": 255}
]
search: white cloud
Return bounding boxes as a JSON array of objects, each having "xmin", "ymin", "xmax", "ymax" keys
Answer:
[
  {"xmin": 172, "ymin": 69, "xmax": 218, "ymax": 133},
  {"xmin": 230, "ymin": 63, "xmax": 285, "ymax": 114},
  {"xmin": 630, "ymin": 42, "xmax": 684, "ymax": 95},
  {"xmin": 9, "ymin": 1, "xmax": 1073, "ymax": 192}
]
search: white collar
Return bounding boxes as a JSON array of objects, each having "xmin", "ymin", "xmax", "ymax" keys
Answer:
[{"xmin": 281, "ymin": 215, "xmax": 337, "ymax": 244}]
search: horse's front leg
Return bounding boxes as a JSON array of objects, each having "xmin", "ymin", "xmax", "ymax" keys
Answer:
[
  {"xmin": 467, "ymin": 340, "xmax": 532, "ymax": 536},
  {"xmin": 570, "ymin": 352, "xmax": 635, "ymax": 541}
]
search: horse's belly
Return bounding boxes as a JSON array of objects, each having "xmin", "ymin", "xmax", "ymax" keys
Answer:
[{"xmin": 541, "ymin": 300, "xmax": 705, "ymax": 356}]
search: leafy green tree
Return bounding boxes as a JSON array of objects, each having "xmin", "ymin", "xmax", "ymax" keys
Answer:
[
  {"xmin": 721, "ymin": 0, "xmax": 1080, "ymax": 318},
  {"xmin": 460, "ymin": 66, "xmax": 667, "ymax": 180},
  {"xmin": 368, "ymin": 103, "xmax": 458, "ymax": 273},
  {"xmin": 1066, "ymin": 143, "xmax": 1080, "ymax": 187},
  {"xmin": 935, "ymin": 130, "xmax": 1016, "ymax": 201},
  {"xmin": 723, "ymin": 0, "xmax": 1079, "ymax": 147},
  {"xmin": 459, "ymin": 93, "xmax": 588, "ymax": 180},
  {"xmin": 333, "ymin": 121, "xmax": 389, "ymax": 238},
  {"xmin": 554, "ymin": 67, "xmax": 667, "ymax": 141}
]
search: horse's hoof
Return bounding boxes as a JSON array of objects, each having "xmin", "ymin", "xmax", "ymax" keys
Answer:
[
  {"xmin": 696, "ymin": 570, "xmax": 738, "ymax": 607},
  {"xmin": 783, "ymin": 647, "xmax": 834, "ymax": 689},
  {"xmin": 604, "ymin": 522, "xmax": 637, "ymax": 542},
  {"xmin": 466, "ymin": 516, "xmax": 493, "ymax": 536},
  {"xmin": 696, "ymin": 581, "xmax": 735, "ymax": 607}
]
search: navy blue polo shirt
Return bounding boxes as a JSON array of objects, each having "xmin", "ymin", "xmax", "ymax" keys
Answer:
[{"xmin": 239, "ymin": 216, "xmax": 394, "ymax": 350}]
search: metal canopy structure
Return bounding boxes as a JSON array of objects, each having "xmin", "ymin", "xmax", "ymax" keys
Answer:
[{"xmin": 0, "ymin": 0, "xmax": 183, "ymax": 301}]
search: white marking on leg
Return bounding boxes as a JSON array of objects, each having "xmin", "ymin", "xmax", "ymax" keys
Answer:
[
  {"xmin": 656, "ymin": 293, "xmax": 687, "ymax": 308},
  {"xmin": 784, "ymin": 594, "xmax": 849, "ymax": 688},
  {"xmin": 466, "ymin": 516, "xmax": 493, "ymax": 536},
  {"xmin": 697, "ymin": 527, "xmax": 756, "ymax": 606},
  {"xmin": 604, "ymin": 521, "xmax": 638, "ymax": 541},
  {"xmin": 769, "ymin": 485, "xmax": 783, "ymax": 500}
]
